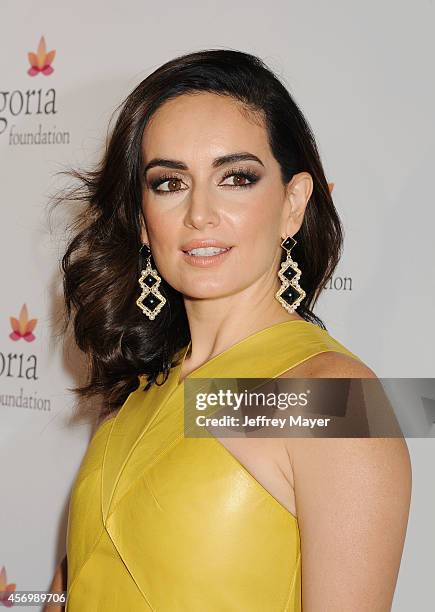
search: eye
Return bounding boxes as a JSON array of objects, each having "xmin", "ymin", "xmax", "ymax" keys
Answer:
[
  {"xmin": 149, "ymin": 175, "xmax": 188, "ymax": 195},
  {"xmin": 147, "ymin": 167, "xmax": 260, "ymax": 195},
  {"xmin": 219, "ymin": 167, "xmax": 260, "ymax": 189}
]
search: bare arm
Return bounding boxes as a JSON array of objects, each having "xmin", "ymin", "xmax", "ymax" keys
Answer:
[{"xmin": 285, "ymin": 354, "xmax": 412, "ymax": 610}]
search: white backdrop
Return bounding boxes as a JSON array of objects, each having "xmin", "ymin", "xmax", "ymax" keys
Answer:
[{"xmin": 1, "ymin": 1, "xmax": 434, "ymax": 609}]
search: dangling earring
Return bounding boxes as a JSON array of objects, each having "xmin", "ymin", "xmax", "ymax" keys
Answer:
[
  {"xmin": 275, "ymin": 236, "xmax": 306, "ymax": 313},
  {"xmin": 136, "ymin": 244, "xmax": 167, "ymax": 320}
]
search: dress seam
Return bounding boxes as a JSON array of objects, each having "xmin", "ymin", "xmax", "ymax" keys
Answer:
[
  {"xmin": 66, "ymin": 526, "xmax": 105, "ymax": 608},
  {"xmin": 106, "ymin": 432, "xmax": 185, "ymax": 521},
  {"xmin": 283, "ymin": 549, "xmax": 301, "ymax": 611},
  {"xmin": 103, "ymin": 381, "xmax": 182, "ymax": 521}
]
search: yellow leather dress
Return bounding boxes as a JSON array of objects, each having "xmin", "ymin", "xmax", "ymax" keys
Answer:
[{"xmin": 66, "ymin": 320, "xmax": 362, "ymax": 611}]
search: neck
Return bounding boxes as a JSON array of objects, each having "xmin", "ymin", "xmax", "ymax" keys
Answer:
[{"xmin": 181, "ymin": 279, "xmax": 303, "ymax": 376}]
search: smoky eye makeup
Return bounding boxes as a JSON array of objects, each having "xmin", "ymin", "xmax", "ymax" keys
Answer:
[
  {"xmin": 220, "ymin": 166, "xmax": 261, "ymax": 186},
  {"xmin": 145, "ymin": 165, "xmax": 261, "ymax": 195},
  {"xmin": 147, "ymin": 173, "xmax": 185, "ymax": 191}
]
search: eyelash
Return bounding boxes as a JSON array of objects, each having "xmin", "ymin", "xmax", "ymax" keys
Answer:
[{"xmin": 148, "ymin": 167, "xmax": 260, "ymax": 195}]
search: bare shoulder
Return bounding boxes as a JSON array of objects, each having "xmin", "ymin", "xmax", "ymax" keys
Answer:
[
  {"xmin": 278, "ymin": 346, "xmax": 412, "ymax": 606},
  {"xmin": 311, "ymin": 350, "xmax": 377, "ymax": 378},
  {"xmin": 279, "ymin": 350, "xmax": 378, "ymax": 379},
  {"xmin": 283, "ymin": 348, "xmax": 411, "ymax": 608},
  {"xmin": 287, "ymin": 434, "xmax": 412, "ymax": 609}
]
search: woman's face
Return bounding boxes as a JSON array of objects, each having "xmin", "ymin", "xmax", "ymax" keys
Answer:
[{"xmin": 141, "ymin": 92, "xmax": 311, "ymax": 299}]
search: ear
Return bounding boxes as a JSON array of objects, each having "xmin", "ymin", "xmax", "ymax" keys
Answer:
[
  {"xmin": 280, "ymin": 172, "xmax": 313, "ymax": 239},
  {"xmin": 140, "ymin": 217, "xmax": 149, "ymax": 245}
]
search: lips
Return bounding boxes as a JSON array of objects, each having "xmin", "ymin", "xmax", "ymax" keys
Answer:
[
  {"xmin": 180, "ymin": 244, "xmax": 233, "ymax": 267},
  {"xmin": 181, "ymin": 238, "xmax": 233, "ymax": 252}
]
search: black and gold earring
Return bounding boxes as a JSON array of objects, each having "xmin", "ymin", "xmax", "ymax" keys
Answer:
[
  {"xmin": 136, "ymin": 244, "xmax": 167, "ymax": 320},
  {"xmin": 275, "ymin": 236, "xmax": 306, "ymax": 313}
]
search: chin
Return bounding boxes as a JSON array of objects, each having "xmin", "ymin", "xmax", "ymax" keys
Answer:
[{"xmin": 179, "ymin": 281, "xmax": 237, "ymax": 300}]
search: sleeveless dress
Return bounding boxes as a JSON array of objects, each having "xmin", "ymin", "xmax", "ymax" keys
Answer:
[{"xmin": 65, "ymin": 320, "xmax": 363, "ymax": 611}]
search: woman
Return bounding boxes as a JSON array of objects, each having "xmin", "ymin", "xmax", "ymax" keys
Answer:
[{"xmin": 54, "ymin": 49, "xmax": 411, "ymax": 611}]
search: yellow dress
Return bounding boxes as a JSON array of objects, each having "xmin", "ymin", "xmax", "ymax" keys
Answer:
[{"xmin": 66, "ymin": 320, "xmax": 362, "ymax": 611}]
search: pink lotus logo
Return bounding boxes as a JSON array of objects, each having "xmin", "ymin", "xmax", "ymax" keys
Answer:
[
  {"xmin": 27, "ymin": 36, "xmax": 56, "ymax": 76},
  {"xmin": 9, "ymin": 304, "xmax": 37, "ymax": 342},
  {"xmin": 0, "ymin": 566, "xmax": 16, "ymax": 607}
]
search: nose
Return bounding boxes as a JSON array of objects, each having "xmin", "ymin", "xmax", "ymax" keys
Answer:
[{"xmin": 183, "ymin": 185, "xmax": 220, "ymax": 230}]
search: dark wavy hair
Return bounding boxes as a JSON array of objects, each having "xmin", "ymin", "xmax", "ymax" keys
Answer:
[{"xmin": 50, "ymin": 48, "xmax": 344, "ymax": 419}]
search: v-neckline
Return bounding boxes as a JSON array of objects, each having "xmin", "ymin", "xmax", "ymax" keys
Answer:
[{"xmin": 175, "ymin": 319, "xmax": 316, "ymax": 387}]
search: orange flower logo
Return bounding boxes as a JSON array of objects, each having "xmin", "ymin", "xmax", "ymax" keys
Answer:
[
  {"xmin": 0, "ymin": 566, "xmax": 16, "ymax": 607},
  {"xmin": 27, "ymin": 36, "xmax": 56, "ymax": 76},
  {"xmin": 9, "ymin": 304, "xmax": 37, "ymax": 342}
]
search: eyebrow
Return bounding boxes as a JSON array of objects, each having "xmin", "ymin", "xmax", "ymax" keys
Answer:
[{"xmin": 143, "ymin": 152, "xmax": 264, "ymax": 174}]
